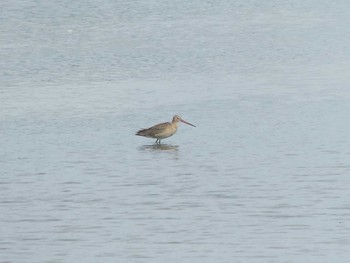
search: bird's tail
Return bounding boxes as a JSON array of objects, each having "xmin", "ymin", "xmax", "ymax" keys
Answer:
[{"xmin": 135, "ymin": 128, "xmax": 148, "ymax": 136}]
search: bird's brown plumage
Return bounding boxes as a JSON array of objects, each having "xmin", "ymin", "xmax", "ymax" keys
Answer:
[{"xmin": 135, "ymin": 115, "xmax": 195, "ymax": 144}]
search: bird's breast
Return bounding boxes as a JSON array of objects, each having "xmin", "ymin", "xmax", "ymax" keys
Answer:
[{"xmin": 155, "ymin": 124, "xmax": 177, "ymax": 139}]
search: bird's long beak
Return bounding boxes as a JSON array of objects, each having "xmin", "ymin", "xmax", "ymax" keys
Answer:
[{"xmin": 181, "ymin": 119, "xmax": 196, "ymax": 127}]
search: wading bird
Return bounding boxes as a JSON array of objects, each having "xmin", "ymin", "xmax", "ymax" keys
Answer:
[{"xmin": 136, "ymin": 115, "xmax": 196, "ymax": 144}]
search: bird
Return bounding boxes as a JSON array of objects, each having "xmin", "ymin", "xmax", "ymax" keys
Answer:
[{"xmin": 136, "ymin": 115, "xmax": 196, "ymax": 144}]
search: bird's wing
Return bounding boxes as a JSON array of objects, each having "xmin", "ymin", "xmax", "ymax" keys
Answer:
[{"xmin": 136, "ymin": 122, "xmax": 171, "ymax": 137}]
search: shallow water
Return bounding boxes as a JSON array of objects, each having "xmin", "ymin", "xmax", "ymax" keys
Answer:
[{"xmin": 1, "ymin": 1, "xmax": 350, "ymax": 262}]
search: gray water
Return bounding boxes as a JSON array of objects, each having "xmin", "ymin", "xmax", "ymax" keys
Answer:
[{"xmin": 1, "ymin": 1, "xmax": 350, "ymax": 262}]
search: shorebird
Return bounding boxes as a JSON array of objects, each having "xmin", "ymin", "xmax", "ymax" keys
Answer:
[{"xmin": 136, "ymin": 115, "xmax": 196, "ymax": 144}]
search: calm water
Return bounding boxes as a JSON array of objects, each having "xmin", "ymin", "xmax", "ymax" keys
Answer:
[{"xmin": 1, "ymin": 1, "xmax": 350, "ymax": 262}]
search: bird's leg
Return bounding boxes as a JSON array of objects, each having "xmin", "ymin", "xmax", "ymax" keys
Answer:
[{"xmin": 155, "ymin": 139, "xmax": 159, "ymax": 144}]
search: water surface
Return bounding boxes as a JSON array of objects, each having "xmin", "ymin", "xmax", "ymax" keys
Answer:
[{"xmin": 1, "ymin": 1, "xmax": 350, "ymax": 262}]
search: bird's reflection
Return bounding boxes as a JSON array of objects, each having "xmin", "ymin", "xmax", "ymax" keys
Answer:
[{"xmin": 138, "ymin": 143, "xmax": 179, "ymax": 152}]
